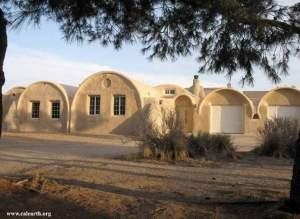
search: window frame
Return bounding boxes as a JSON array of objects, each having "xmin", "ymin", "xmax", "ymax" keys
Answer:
[
  {"xmin": 89, "ymin": 95, "xmax": 101, "ymax": 115},
  {"xmin": 31, "ymin": 101, "xmax": 40, "ymax": 119},
  {"xmin": 165, "ymin": 89, "xmax": 176, "ymax": 95},
  {"xmin": 51, "ymin": 101, "xmax": 61, "ymax": 119},
  {"xmin": 113, "ymin": 95, "xmax": 126, "ymax": 116}
]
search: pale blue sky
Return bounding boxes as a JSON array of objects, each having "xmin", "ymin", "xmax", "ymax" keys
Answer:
[{"xmin": 3, "ymin": 0, "xmax": 300, "ymax": 92}]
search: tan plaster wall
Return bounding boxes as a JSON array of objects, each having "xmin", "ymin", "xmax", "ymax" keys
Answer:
[
  {"xmin": 17, "ymin": 83, "xmax": 69, "ymax": 133},
  {"xmin": 7, "ymin": 72, "xmax": 300, "ymax": 138},
  {"xmin": 263, "ymin": 89, "xmax": 300, "ymax": 106},
  {"xmin": 256, "ymin": 88, "xmax": 300, "ymax": 132},
  {"xmin": 175, "ymin": 96, "xmax": 194, "ymax": 132},
  {"xmin": 196, "ymin": 89, "xmax": 255, "ymax": 134},
  {"xmin": 259, "ymin": 88, "xmax": 300, "ymax": 119},
  {"xmin": 71, "ymin": 73, "xmax": 143, "ymax": 136},
  {"xmin": 3, "ymin": 87, "xmax": 25, "ymax": 131},
  {"xmin": 155, "ymin": 84, "xmax": 190, "ymax": 98}
]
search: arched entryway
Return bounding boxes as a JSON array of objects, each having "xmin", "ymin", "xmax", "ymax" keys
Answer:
[
  {"xmin": 198, "ymin": 88, "xmax": 255, "ymax": 134},
  {"xmin": 175, "ymin": 95, "xmax": 194, "ymax": 133},
  {"xmin": 257, "ymin": 87, "xmax": 300, "ymax": 121}
]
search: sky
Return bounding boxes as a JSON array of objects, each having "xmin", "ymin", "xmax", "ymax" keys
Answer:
[{"xmin": 3, "ymin": 0, "xmax": 300, "ymax": 92}]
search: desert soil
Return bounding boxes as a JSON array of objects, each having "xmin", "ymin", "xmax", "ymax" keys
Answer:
[{"xmin": 0, "ymin": 132, "xmax": 298, "ymax": 219}]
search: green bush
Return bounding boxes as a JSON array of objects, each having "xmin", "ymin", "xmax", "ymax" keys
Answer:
[
  {"xmin": 256, "ymin": 118, "xmax": 299, "ymax": 158},
  {"xmin": 187, "ymin": 132, "xmax": 236, "ymax": 160}
]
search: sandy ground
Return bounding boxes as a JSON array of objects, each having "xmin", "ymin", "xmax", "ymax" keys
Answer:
[
  {"xmin": 3, "ymin": 131, "xmax": 261, "ymax": 152},
  {"xmin": 230, "ymin": 134, "xmax": 261, "ymax": 152},
  {"xmin": 0, "ymin": 132, "xmax": 298, "ymax": 218}
]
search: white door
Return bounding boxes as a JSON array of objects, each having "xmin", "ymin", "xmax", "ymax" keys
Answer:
[
  {"xmin": 211, "ymin": 105, "xmax": 244, "ymax": 134},
  {"xmin": 268, "ymin": 106, "xmax": 300, "ymax": 121}
]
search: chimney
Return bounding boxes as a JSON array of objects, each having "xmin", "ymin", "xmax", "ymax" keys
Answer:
[{"xmin": 192, "ymin": 75, "xmax": 205, "ymax": 98}]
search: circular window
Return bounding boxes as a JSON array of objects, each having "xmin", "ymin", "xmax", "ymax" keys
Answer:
[{"xmin": 103, "ymin": 78, "xmax": 111, "ymax": 88}]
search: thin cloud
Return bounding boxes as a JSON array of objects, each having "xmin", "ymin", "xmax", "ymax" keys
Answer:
[
  {"xmin": 4, "ymin": 44, "xmax": 112, "ymax": 91},
  {"xmin": 4, "ymin": 44, "xmax": 225, "ymax": 92},
  {"xmin": 3, "ymin": 44, "xmax": 298, "ymax": 92}
]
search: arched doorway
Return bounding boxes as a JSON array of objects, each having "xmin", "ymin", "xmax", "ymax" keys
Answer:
[
  {"xmin": 198, "ymin": 88, "xmax": 255, "ymax": 134},
  {"xmin": 258, "ymin": 87, "xmax": 300, "ymax": 121},
  {"xmin": 175, "ymin": 95, "xmax": 194, "ymax": 133}
]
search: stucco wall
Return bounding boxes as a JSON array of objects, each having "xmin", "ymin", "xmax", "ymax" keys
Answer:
[
  {"xmin": 17, "ymin": 82, "xmax": 69, "ymax": 133},
  {"xmin": 195, "ymin": 89, "xmax": 255, "ymax": 134},
  {"xmin": 175, "ymin": 95, "xmax": 194, "ymax": 132},
  {"xmin": 254, "ymin": 88, "xmax": 300, "ymax": 132},
  {"xmin": 3, "ymin": 87, "xmax": 25, "ymax": 131},
  {"xmin": 5, "ymin": 70, "xmax": 300, "ymax": 138},
  {"xmin": 154, "ymin": 84, "xmax": 190, "ymax": 98},
  {"xmin": 71, "ymin": 73, "xmax": 143, "ymax": 136},
  {"xmin": 259, "ymin": 88, "xmax": 300, "ymax": 119}
]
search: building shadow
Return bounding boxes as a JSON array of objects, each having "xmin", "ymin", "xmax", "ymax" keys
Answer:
[
  {"xmin": 0, "ymin": 154, "xmax": 290, "ymax": 192},
  {"xmin": 0, "ymin": 183, "xmax": 112, "ymax": 219},
  {"xmin": 111, "ymin": 104, "xmax": 152, "ymax": 136}
]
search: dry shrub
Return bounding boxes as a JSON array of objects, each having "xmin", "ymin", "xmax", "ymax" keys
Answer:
[
  {"xmin": 256, "ymin": 118, "xmax": 299, "ymax": 158},
  {"xmin": 188, "ymin": 132, "xmax": 236, "ymax": 160},
  {"xmin": 140, "ymin": 104, "xmax": 236, "ymax": 161},
  {"xmin": 140, "ymin": 107, "xmax": 188, "ymax": 161}
]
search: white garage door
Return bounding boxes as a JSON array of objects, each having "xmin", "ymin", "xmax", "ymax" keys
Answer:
[
  {"xmin": 268, "ymin": 106, "xmax": 300, "ymax": 120},
  {"xmin": 211, "ymin": 105, "xmax": 244, "ymax": 134}
]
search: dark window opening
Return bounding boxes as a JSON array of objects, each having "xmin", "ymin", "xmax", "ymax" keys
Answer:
[
  {"xmin": 89, "ymin": 95, "xmax": 100, "ymax": 115},
  {"xmin": 51, "ymin": 101, "xmax": 60, "ymax": 119},
  {"xmin": 114, "ymin": 95, "xmax": 126, "ymax": 116},
  {"xmin": 31, "ymin": 101, "xmax": 40, "ymax": 119}
]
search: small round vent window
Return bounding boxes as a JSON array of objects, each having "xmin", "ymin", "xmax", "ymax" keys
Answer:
[{"xmin": 103, "ymin": 78, "xmax": 111, "ymax": 88}]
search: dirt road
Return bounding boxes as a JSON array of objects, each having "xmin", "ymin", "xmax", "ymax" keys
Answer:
[{"xmin": 0, "ymin": 132, "xmax": 296, "ymax": 218}]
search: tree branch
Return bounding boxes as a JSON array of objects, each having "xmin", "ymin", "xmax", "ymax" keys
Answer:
[
  {"xmin": 242, "ymin": 17, "xmax": 300, "ymax": 35},
  {"xmin": 0, "ymin": 7, "xmax": 7, "ymax": 137}
]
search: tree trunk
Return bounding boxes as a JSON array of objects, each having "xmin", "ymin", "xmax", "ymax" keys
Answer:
[
  {"xmin": 0, "ymin": 8, "xmax": 7, "ymax": 138},
  {"xmin": 288, "ymin": 131, "xmax": 300, "ymax": 212}
]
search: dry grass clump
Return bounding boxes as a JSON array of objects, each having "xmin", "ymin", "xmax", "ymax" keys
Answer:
[
  {"xmin": 140, "ymin": 105, "xmax": 236, "ymax": 161},
  {"xmin": 256, "ymin": 118, "xmax": 299, "ymax": 158},
  {"xmin": 188, "ymin": 132, "xmax": 237, "ymax": 160},
  {"xmin": 11, "ymin": 173, "xmax": 61, "ymax": 194},
  {"xmin": 140, "ymin": 107, "xmax": 188, "ymax": 161}
]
